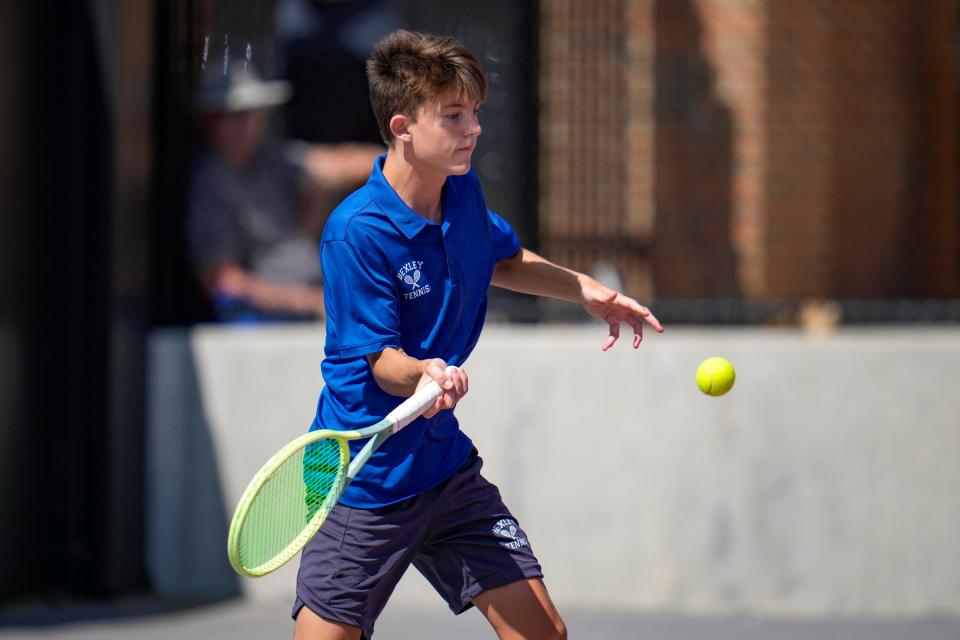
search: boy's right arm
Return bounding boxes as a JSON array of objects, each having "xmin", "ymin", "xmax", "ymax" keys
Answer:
[
  {"xmin": 366, "ymin": 348, "xmax": 468, "ymax": 417},
  {"xmin": 492, "ymin": 247, "xmax": 663, "ymax": 350}
]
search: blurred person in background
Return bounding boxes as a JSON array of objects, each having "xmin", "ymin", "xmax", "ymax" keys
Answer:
[{"xmin": 188, "ymin": 63, "xmax": 382, "ymax": 322}]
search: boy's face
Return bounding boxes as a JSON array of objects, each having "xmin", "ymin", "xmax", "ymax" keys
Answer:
[{"xmin": 404, "ymin": 91, "xmax": 482, "ymax": 177}]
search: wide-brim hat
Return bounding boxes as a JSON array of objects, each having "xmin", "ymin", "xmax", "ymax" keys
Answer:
[{"xmin": 193, "ymin": 63, "xmax": 292, "ymax": 113}]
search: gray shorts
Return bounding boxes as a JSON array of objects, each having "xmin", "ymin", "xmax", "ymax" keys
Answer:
[{"xmin": 292, "ymin": 450, "xmax": 543, "ymax": 639}]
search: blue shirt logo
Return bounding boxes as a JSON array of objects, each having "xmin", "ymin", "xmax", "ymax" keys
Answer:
[{"xmin": 397, "ymin": 260, "xmax": 431, "ymax": 300}]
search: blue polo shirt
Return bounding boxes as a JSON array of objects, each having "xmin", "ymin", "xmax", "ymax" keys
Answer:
[{"xmin": 312, "ymin": 154, "xmax": 521, "ymax": 508}]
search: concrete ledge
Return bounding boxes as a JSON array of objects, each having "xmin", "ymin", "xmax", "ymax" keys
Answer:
[{"xmin": 146, "ymin": 324, "xmax": 960, "ymax": 617}]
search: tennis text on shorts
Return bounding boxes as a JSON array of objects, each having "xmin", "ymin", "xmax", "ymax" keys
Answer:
[
  {"xmin": 492, "ymin": 518, "xmax": 528, "ymax": 550},
  {"xmin": 397, "ymin": 260, "xmax": 431, "ymax": 300}
]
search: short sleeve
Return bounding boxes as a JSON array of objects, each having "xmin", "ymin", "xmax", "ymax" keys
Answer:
[
  {"xmin": 322, "ymin": 238, "xmax": 401, "ymax": 358},
  {"xmin": 487, "ymin": 210, "xmax": 522, "ymax": 262}
]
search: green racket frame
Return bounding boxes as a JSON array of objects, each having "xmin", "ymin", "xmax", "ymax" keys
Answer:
[
  {"xmin": 227, "ymin": 374, "xmax": 450, "ymax": 577},
  {"xmin": 227, "ymin": 429, "xmax": 351, "ymax": 577}
]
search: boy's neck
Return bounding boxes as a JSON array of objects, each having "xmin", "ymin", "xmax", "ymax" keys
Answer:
[{"xmin": 382, "ymin": 146, "xmax": 445, "ymax": 223}]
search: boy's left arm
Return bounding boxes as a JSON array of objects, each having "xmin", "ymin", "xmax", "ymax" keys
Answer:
[{"xmin": 491, "ymin": 247, "xmax": 664, "ymax": 350}]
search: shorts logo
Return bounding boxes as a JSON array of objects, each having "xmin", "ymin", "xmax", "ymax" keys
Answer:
[
  {"xmin": 492, "ymin": 518, "xmax": 529, "ymax": 550},
  {"xmin": 397, "ymin": 260, "xmax": 431, "ymax": 301}
]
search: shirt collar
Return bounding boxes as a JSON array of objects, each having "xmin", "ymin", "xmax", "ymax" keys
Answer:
[{"xmin": 366, "ymin": 154, "xmax": 457, "ymax": 240}]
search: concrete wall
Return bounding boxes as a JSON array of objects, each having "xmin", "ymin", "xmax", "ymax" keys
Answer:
[{"xmin": 146, "ymin": 324, "xmax": 960, "ymax": 617}]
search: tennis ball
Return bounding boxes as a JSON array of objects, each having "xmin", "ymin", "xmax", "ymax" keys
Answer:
[{"xmin": 696, "ymin": 356, "xmax": 735, "ymax": 397}]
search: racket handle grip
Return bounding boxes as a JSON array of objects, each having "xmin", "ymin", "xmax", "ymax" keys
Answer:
[{"xmin": 386, "ymin": 366, "xmax": 459, "ymax": 432}]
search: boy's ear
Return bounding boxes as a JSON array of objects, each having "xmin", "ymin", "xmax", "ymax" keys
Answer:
[{"xmin": 389, "ymin": 113, "xmax": 412, "ymax": 142}]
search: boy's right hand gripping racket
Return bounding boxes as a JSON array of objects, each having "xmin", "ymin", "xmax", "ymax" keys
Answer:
[{"xmin": 227, "ymin": 370, "xmax": 455, "ymax": 577}]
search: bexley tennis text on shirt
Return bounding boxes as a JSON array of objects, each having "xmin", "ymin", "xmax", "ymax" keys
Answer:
[{"xmin": 397, "ymin": 261, "xmax": 431, "ymax": 300}]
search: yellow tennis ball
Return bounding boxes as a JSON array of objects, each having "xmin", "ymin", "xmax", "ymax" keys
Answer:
[{"xmin": 696, "ymin": 356, "xmax": 735, "ymax": 397}]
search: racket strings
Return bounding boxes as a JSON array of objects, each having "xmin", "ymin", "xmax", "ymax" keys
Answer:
[
  {"xmin": 236, "ymin": 437, "xmax": 345, "ymax": 572},
  {"xmin": 304, "ymin": 440, "xmax": 344, "ymax": 519}
]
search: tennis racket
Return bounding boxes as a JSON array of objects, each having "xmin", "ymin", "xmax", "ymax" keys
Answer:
[{"xmin": 227, "ymin": 369, "xmax": 456, "ymax": 577}]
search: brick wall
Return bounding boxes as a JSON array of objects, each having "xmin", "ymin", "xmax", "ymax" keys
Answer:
[
  {"xmin": 539, "ymin": 0, "xmax": 654, "ymax": 300},
  {"xmin": 538, "ymin": 0, "xmax": 960, "ymax": 306},
  {"xmin": 764, "ymin": 0, "xmax": 959, "ymax": 298}
]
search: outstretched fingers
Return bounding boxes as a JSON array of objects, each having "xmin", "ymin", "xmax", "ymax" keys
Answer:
[
  {"xmin": 602, "ymin": 322, "xmax": 620, "ymax": 351},
  {"xmin": 628, "ymin": 316, "xmax": 644, "ymax": 349},
  {"xmin": 599, "ymin": 300, "xmax": 663, "ymax": 351},
  {"xmin": 638, "ymin": 304, "xmax": 664, "ymax": 334}
]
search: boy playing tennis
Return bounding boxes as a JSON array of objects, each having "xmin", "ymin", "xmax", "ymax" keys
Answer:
[{"xmin": 295, "ymin": 30, "xmax": 663, "ymax": 640}]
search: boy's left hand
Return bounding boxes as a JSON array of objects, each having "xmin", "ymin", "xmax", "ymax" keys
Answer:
[{"xmin": 581, "ymin": 280, "xmax": 664, "ymax": 350}]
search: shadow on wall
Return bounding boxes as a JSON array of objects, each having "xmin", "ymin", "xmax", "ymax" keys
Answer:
[
  {"xmin": 652, "ymin": 0, "xmax": 739, "ymax": 299},
  {"xmin": 145, "ymin": 330, "xmax": 241, "ymax": 601}
]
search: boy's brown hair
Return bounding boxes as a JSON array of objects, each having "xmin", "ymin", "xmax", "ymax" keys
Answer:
[{"xmin": 366, "ymin": 30, "xmax": 488, "ymax": 145}]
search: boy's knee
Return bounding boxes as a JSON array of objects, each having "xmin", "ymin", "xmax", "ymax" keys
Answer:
[
  {"xmin": 549, "ymin": 624, "xmax": 568, "ymax": 640},
  {"xmin": 543, "ymin": 615, "xmax": 567, "ymax": 640}
]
